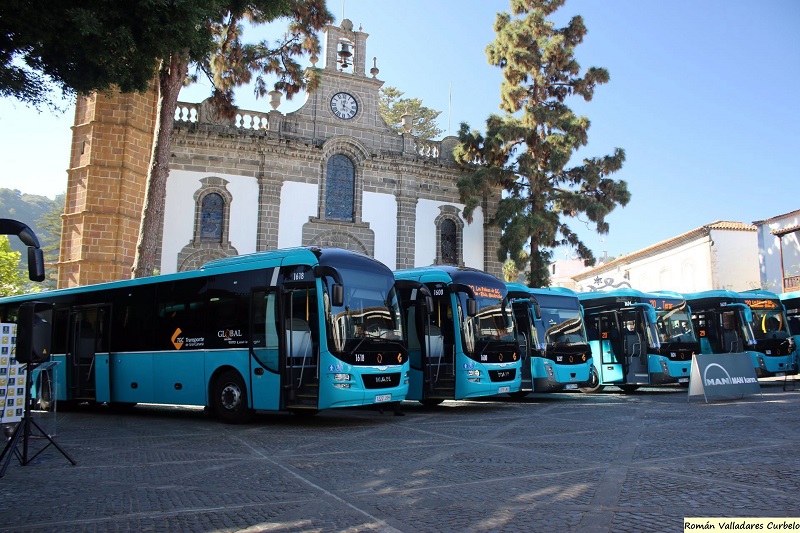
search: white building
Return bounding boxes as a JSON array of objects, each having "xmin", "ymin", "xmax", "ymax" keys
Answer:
[
  {"xmin": 754, "ymin": 209, "xmax": 800, "ymax": 293},
  {"xmin": 571, "ymin": 221, "xmax": 760, "ymax": 293}
]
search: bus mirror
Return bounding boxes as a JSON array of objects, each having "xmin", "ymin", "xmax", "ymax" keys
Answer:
[
  {"xmin": 467, "ymin": 298, "xmax": 477, "ymax": 317},
  {"xmin": 28, "ymin": 247, "xmax": 45, "ymax": 282},
  {"xmin": 331, "ymin": 284, "xmax": 344, "ymax": 307},
  {"xmin": 15, "ymin": 301, "xmax": 53, "ymax": 364},
  {"xmin": 425, "ymin": 295, "xmax": 434, "ymax": 315},
  {"xmin": 533, "ymin": 301, "xmax": 542, "ymax": 319}
]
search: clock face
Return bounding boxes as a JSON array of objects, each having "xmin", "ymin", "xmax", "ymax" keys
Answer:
[{"xmin": 330, "ymin": 92, "xmax": 358, "ymax": 120}]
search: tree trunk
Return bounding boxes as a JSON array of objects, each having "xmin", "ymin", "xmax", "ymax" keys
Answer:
[{"xmin": 131, "ymin": 53, "xmax": 188, "ymax": 278}]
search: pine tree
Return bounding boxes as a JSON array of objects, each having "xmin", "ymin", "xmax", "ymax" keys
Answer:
[
  {"xmin": 378, "ymin": 86, "xmax": 444, "ymax": 141},
  {"xmin": 455, "ymin": 0, "xmax": 630, "ymax": 287}
]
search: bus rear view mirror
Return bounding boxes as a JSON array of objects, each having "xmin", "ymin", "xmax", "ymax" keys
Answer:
[
  {"xmin": 467, "ymin": 298, "xmax": 477, "ymax": 317},
  {"xmin": 28, "ymin": 247, "xmax": 45, "ymax": 282},
  {"xmin": 425, "ymin": 295, "xmax": 434, "ymax": 315},
  {"xmin": 331, "ymin": 284, "xmax": 344, "ymax": 307}
]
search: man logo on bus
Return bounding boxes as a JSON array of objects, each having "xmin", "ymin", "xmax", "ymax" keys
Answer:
[{"xmin": 171, "ymin": 328, "xmax": 184, "ymax": 350}]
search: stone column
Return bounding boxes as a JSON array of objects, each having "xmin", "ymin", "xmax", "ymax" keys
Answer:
[
  {"xmin": 257, "ymin": 178, "xmax": 283, "ymax": 251},
  {"xmin": 395, "ymin": 192, "xmax": 418, "ymax": 269}
]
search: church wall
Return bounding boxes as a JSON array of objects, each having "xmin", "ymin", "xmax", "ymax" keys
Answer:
[
  {"xmin": 362, "ymin": 191, "xmax": 398, "ymax": 269},
  {"xmin": 161, "ymin": 170, "xmax": 259, "ymax": 274},
  {"xmin": 415, "ymin": 199, "xmax": 484, "ymax": 269},
  {"xmin": 278, "ymin": 181, "xmax": 319, "ymax": 249}
]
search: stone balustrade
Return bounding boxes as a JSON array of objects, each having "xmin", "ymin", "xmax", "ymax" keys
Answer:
[{"xmin": 174, "ymin": 101, "xmax": 459, "ymax": 164}]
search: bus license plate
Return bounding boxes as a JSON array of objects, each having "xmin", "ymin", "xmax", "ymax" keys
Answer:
[
  {"xmin": 375, "ymin": 394, "xmax": 392, "ymax": 403},
  {"xmin": 498, "ymin": 386, "xmax": 510, "ymax": 393},
  {"xmin": 678, "ymin": 378, "xmax": 689, "ymax": 383},
  {"xmin": 565, "ymin": 383, "xmax": 578, "ymax": 390}
]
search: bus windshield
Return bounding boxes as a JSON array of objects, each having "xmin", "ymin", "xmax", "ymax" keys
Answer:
[
  {"xmin": 655, "ymin": 300, "xmax": 696, "ymax": 343},
  {"xmin": 745, "ymin": 299, "xmax": 790, "ymax": 340},
  {"xmin": 325, "ymin": 266, "xmax": 403, "ymax": 353},
  {"xmin": 535, "ymin": 295, "xmax": 587, "ymax": 347},
  {"xmin": 460, "ymin": 293, "xmax": 515, "ymax": 356}
]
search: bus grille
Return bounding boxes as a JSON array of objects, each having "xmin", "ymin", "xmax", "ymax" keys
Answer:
[
  {"xmin": 489, "ymin": 369, "xmax": 517, "ymax": 382},
  {"xmin": 362, "ymin": 373, "xmax": 401, "ymax": 389}
]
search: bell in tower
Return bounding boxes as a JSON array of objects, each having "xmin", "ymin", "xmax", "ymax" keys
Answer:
[{"xmin": 323, "ymin": 19, "xmax": 368, "ymax": 77}]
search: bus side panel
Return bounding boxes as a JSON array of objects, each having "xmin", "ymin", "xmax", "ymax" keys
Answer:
[
  {"xmin": 405, "ymin": 366, "xmax": 424, "ymax": 401},
  {"xmin": 249, "ymin": 358, "xmax": 281, "ymax": 411},
  {"xmin": 95, "ymin": 354, "xmax": 110, "ymax": 403},
  {"xmin": 110, "ymin": 353, "xmax": 155, "ymax": 403},
  {"xmin": 154, "ymin": 351, "xmax": 206, "ymax": 405}
]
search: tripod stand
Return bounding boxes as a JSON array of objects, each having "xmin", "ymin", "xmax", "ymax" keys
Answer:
[{"xmin": 0, "ymin": 362, "xmax": 76, "ymax": 478}]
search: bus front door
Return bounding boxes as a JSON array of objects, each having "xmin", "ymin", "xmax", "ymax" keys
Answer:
[
  {"xmin": 67, "ymin": 305, "xmax": 110, "ymax": 402},
  {"xmin": 594, "ymin": 313, "xmax": 624, "ymax": 384},
  {"xmin": 622, "ymin": 311, "xmax": 649, "ymax": 385},
  {"xmin": 282, "ymin": 287, "xmax": 319, "ymax": 411}
]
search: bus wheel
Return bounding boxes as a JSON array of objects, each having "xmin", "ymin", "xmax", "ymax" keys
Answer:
[
  {"xmin": 213, "ymin": 370, "xmax": 252, "ymax": 424},
  {"xmin": 420, "ymin": 398, "xmax": 444, "ymax": 408},
  {"xmin": 618, "ymin": 385, "xmax": 640, "ymax": 393},
  {"xmin": 579, "ymin": 368, "xmax": 604, "ymax": 393}
]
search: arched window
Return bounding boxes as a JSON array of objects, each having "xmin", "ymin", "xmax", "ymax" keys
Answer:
[
  {"xmin": 434, "ymin": 206, "xmax": 464, "ymax": 266},
  {"xmin": 200, "ymin": 193, "xmax": 224, "ymax": 242},
  {"xmin": 325, "ymin": 154, "xmax": 355, "ymax": 221},
  {"xmin": 441, "ymin": 219, "xmax": 457, "ymax": 264}
]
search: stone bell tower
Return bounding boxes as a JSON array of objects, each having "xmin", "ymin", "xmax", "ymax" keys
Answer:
[{"xmin": 58, "ymin": 86, "xmax": 159, "ymax": 288}]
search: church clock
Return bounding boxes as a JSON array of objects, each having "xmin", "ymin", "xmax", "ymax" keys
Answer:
[{"xmin": 330, "ymin": 92, "xmax": 358, "ymax": 120}]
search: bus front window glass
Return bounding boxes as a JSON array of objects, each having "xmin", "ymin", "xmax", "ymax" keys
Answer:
[
  {"xmin": 459, "ymin": 294, "xmax": 514, "ymax": 356},
  {"xmin": 543, "ymin": 308, "xmax": 585, "ymax": 346},
  {"xmin": 325, "ymin": 267, "xmax": 403, "ymax": 353}
]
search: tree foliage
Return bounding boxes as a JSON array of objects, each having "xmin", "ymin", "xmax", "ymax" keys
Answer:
[
  {"xmin": 454, "ymin": 0, "xmax": 630, "ymax": 287},
  {"xmin": 378, "ymin": 86, "xmax": 444, "ymax": 141},
  {"xmin": 0, "ymin": 236, "xmax": 23, "ymax": 297},
  {"xmin": 0, "ymin": 0, "xmax": 218, "ymax": 109}
]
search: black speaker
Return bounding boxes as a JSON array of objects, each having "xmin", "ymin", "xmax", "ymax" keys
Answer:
[{"xmin": 15, "ymin": 301, "xmax": 53, "ymax": 364}]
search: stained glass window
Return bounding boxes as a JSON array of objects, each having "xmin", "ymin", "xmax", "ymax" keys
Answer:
[
  {"xmin": 325, "ymin": 154, "xmax": 354, "ymax": 221},
  {"xmin": 441, "ymin": 219, "xmax": 457, "ymax": 264},
  {"xmin": 200, "ymin": 193, "xmax": 224, "ymax": 241}
]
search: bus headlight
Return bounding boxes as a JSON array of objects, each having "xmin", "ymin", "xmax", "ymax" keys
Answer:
[
  {"xmin": 467, "ymin": 369, "xmax": 480, "ymax": 377},
  {"xmin": 334, "ymin": 373, "xmax": 351, "ymax": 381}
]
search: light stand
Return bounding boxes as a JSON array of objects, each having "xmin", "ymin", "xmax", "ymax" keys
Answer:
[{"xmin": 0, "ymin": 361, "xmax": 76, "ymax": 478}]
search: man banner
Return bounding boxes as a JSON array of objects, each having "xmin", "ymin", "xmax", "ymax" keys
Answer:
[{"xmin": 688, "ymin": 353, "xmax": 761, "ymax": 402}]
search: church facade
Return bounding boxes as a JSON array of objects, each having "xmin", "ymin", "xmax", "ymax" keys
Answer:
[{"xmin": 58, "ymin": 20, "xmax": 502, "ymax": 287}]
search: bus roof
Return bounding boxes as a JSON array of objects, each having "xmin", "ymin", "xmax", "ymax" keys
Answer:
[
  {"xmin": 395, "ymin": 265, "xmax": 506, "ymax": 294},
  {"xmin": 577, "ymin": 288, "xmax": 648, "ymax": 304}
]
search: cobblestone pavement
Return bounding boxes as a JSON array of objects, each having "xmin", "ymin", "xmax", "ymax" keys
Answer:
[{"xmin": 1, "ymin": 380, "xmax": 798, "ymax": 533}]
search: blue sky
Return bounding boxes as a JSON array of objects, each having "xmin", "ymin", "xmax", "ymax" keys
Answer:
[{"xmin": 0, "ymin": 0, "xmax": 798, "ymax": 260}]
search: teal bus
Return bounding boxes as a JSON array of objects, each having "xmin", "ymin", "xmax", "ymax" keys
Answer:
[
  {"xmin": 394, "ymin": 265, "xmax": 521, "ymax": 405},
  {"xmin": 0, "ymin": 247, "xmax": 409, "ymax": 423},
  {"xmin": 685, "ymin": 289, "xmax": 796, "ymax": 378},
  {"xmin": 506, "ymin": 284, "xmax": 592, "ymax": 395},
  {"xmin": 738, "ymin": 289, "xmax": 798, "ymax": 377},
  {"xmin": 578, "ymin": 289, "xmax": 694, "ymax": 392}
]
